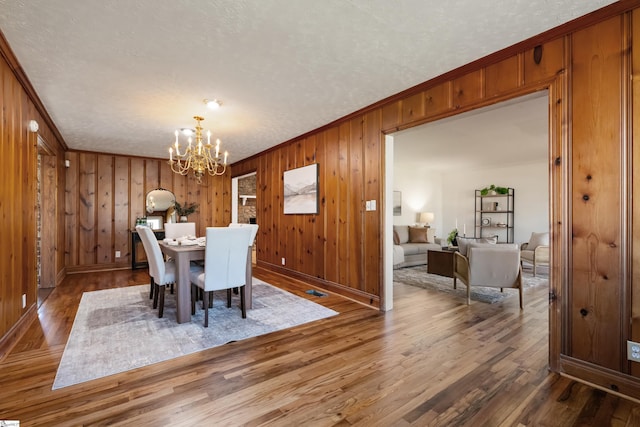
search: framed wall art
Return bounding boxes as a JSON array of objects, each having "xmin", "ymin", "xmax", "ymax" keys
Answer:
[
  {"xmin": 393, "ymin": 191, "xmax": 402, "ymax": 216},
  {"xmin": 284, "ymin": 163, "xmax": 318, "ymax": 214}
]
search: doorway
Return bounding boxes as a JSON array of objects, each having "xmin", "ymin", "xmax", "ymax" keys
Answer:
[
  {"xmin": 383, "ymin": 91, "xmax": 551, "ymax": 311},
  {"xmin": 37, "ymin": 135, "xmax": 57, "ymax": 306},
  {"xmin": 231, "ymin": 172, "xmax": 257, "ymax": 224}
]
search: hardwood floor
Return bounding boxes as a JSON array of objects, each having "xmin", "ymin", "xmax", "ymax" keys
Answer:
[{"xmin": 2, "ymin": 267, "xmax": 640, "ymax": 426}]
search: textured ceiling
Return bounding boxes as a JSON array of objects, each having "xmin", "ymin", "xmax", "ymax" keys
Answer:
[{"xmin": 0, "ymin": 0, "xmax": 616, "ymax": 163}]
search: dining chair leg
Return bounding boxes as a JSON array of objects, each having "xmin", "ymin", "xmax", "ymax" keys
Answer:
[
  {"xmin": 240, "ymin": 285, "xmax": 246, "ymax": 319},
  {"xmin": 191, "ymin": 284, "xmax": 196, "ymax": 315},
  {"xmin": 158, "ymin": 286, "xmax": 165, "ymax": 318},
  {"xmin": 149, "ymin": 277, "xmax": 155, "ymax": 299},
  {"xmin": 203, "ymin": 290, "xmax": 210, "ymax": 328},
  {"xmin": 153, "ymin": 283, "xmax": 160, "ymax": 309},
  {"xmin": 226, "ymin": 289, "xmax": 232, "ymax": 308}
]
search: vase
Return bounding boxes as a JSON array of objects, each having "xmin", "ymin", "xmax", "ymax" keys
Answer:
[{"xmin": 180, "ymin": 216, "xmax": 188, "ymax": 223}]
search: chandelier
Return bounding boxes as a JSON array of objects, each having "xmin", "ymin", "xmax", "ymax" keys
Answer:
[{"xmin": 169, "ymin": 115, "xmax": 227, "ymax": 184}]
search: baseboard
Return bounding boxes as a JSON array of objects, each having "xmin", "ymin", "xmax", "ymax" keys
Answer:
[
  {"xmin": 56, "ymin": 267, "xmax": 66, "ymax": 286},
  {"xmin": 66, "ymin": 263, "xmax": 132, "ymax": 274},
  {"xmin": 0, "ymin": 304, "xmax": 37, "ymax": 362},
  {"xmin": 256, "ymin": 261, "xmax": 380, "ymax": 309},
  {"xmin": 559, "ymin": 354, "xmax": 640, "ymax": 402}
]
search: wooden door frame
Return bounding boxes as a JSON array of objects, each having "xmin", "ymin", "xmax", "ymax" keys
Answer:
[
  {"xmin": 37, "ymin": 135, "xmax": 58, "ymax": 289},
  {"xmin": 381, "ymin": 78, "xmax": 564, "ymax": 371}
]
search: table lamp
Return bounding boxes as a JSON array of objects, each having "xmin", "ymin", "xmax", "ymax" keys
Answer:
[{"xmin": 420, "ymin": 212, "xmax": 434, "ymax": 227}]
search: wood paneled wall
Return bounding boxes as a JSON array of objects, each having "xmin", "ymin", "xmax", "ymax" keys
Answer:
[
  {"xmin": 64, "ymin": 152, "xmax": 231, "ymax": 272},
  {"xmin": 0, "ymin": 46, "xmax": 66, "ymax": 356}
]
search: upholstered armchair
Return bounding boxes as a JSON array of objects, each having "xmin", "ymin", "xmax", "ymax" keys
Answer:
[
  {"xmin": 520, "ymin": 232, "xmax": 549, "ymax": 276},
  {"xmin": 453, "ymin": 243, "xmax": 523, "ymax": 308}
]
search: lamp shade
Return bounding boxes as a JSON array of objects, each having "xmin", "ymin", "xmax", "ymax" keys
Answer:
[{"xmin": 420, "ymin": 212, "xmax": 435, "ymax": 224}]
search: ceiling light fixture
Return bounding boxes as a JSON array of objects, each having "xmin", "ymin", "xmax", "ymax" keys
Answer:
[
  {"xmin": 204, "ymin": 98, "xmax": 221, "ymax": 110},
  {"xmin": 169, "ymin": 115, "xmax": 228, "ymax": 184}
]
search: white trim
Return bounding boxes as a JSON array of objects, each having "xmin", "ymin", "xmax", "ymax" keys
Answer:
[{"xmin": 383, "ymin": 134, "xmax": 394, "ymax": 311}]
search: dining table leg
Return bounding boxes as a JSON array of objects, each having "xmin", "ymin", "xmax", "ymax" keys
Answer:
[{"xmin": 175, "ymin": 252, "xmax": 192, "ymax": 323}]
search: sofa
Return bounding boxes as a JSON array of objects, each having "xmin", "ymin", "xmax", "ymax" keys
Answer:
[{"xmin": 393, "ymin": 225, "xmax": 442, "ymax": 269}]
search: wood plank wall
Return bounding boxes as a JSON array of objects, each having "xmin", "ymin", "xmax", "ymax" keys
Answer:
[
  {"xmin": 570, "ymin": 15, "xmax": 624, "ymax": 372},
  {"xmin": 64, "ymin": 152, "xmax": 231, "ymax": 272},
  {"xmin": 0, "ymin": 51, "xmax": 66, "ymax": 353}
]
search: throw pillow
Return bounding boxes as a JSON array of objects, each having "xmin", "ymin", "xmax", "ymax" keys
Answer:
[
  {"xmin": 393, "ymin": 230, "xmax": 400, "ymax": 245},
  {"xmin": 527, "ymin": 232, "xmax": 549, "ymax": 250},
  {"xmin": 408, "ymin": 226, "xmax": 428, "ymax": 243},
  {"xmin": 393, "ymin": 225, "xmax": 410, "ymax": 244}
]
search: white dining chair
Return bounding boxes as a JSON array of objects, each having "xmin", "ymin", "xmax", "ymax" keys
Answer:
[
  {"xmin": 164, "ymin": 222, "xmax": 196, "ymax": 239},
  {"xmin": 136, "ymin": 225, "xmax": 179, "ymax": 318},
  {"xmin": 189, "ymin": 227, "xmax": 252, "ymax": 327},
  {"xmin": 228, "ymin": 223, "xmax": 259, "ymax": 308}
]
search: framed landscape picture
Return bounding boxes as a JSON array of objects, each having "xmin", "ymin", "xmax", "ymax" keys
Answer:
[
  {"xmin": 393, "ymin": 191, "xmax": 402, "ymax": 216},
  {"xmin": 284, "ymin": 163, "xmax": 318, "ymax": 214}
]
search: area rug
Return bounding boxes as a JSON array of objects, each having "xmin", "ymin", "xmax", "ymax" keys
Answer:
[
  {"xmin": 394, "ymin": 265, "xmax": 548, "ymax": 304},
  {"xmin": 52, "ymin": 279, "xmax": 337, "ymax": 390}
]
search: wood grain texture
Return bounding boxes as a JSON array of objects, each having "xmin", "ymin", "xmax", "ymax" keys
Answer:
[
  {"xmin": 570, "ymin": 15, "xmax": 623, "ymax": 370},
  {"xmin": 0, "ymin": 53, "xmax": 64, "ymax": 346},
  {"xmin": 39, "ymin": 154, "xmax": 57, "ymax": 288},
  {"xmin": 1, "ymin": 268, "xmax": 639, "ymax": 425},
  {"xmin": 632, "ymin": 7, "xmax": 640, "ymax": 378},
  {"xmin": 485, "ymin": 54, "xmax": 522, "ymax": 97},
  {"xmin": 524, "ymin": 38, "xmax": 565, "ymax": 85},
  {"xmin": 64, "ymin": 152, "xmax": 231, "ymax": 272}
]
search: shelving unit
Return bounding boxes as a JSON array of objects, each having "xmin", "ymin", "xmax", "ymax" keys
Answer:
[{"xmin": 474, "ymin": 187, "xmax": 514, "ymax": 243}]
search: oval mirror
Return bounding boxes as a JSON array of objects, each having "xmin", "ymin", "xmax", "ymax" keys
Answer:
[
  {"xmin": 145, "ymin": 188, "xmax": 176, "ymax": 229},
  {"xmin": 146, "ymin": 188, "xmax": 176, "ymax": 214}
]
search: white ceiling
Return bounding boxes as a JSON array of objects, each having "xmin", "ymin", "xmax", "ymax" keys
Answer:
[
  {"xmin": 0, "ymin": 1, "xmax": 615, "ymax": 163},
  {"xmin": 394, "ymin": 92, "xmax": 549, "ymax": 171}
]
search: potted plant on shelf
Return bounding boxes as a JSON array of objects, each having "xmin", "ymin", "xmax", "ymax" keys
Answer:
[
  {"xmin": 480, "ymin": 185, "xmax": 509, "ymax": 196},
  {"xmin": 173, "ymin": 201, "xmax": 199, "ymax": 222}
]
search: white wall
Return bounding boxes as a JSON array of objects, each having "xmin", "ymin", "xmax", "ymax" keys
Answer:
[
  {"xmin": 393, "ymin": 165, "xmax": 444, "ymax": 237},
  {"xmin": 393, "ymin": 161, "xmax": 548, "ymax": 245},
  {"xmin": 441, "ymin": 162, "xmax": 548, "ymax": 244}
]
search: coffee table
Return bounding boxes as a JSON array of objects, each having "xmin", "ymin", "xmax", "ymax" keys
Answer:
[{"xmin": 427, "ymin": 249, "xmax": 457, "ymax": 287}]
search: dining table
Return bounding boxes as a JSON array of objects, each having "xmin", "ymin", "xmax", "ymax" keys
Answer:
[{"xmin": 159, "ymin": 241, "xmax": 254, "ymax": 323}]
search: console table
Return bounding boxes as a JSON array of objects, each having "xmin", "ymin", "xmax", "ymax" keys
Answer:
[{"xmin": 131, "ymin": 229, "xmax": 165, "ymax": 269}]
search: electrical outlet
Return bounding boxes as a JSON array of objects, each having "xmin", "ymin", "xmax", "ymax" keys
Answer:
[
  {"xmin": 628, "ymin": 340, "xmax": 640, "ymax": 362},
  {"xmin": 115, "ymin": 250, "xmax": 121, "ymax": 258},
  {"xmin": 22, "ymin": 294, "xmax": 26, "ymax": 308},
  {"xmin": 281, "ymin": 257, "xmax": 286, "ymax": 265}
]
